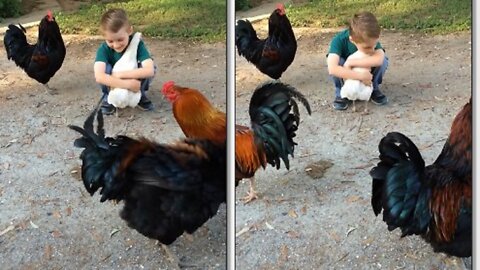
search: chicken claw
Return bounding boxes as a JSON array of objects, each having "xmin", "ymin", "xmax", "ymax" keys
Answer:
[
  {"xmin": 242, "ymin": 177, "xmax": 258, "ymax": 203},
  {"xmin": 44, "ymin": 83, "xmax": 58, "ymax": 95},
  {"xmin": 159, "ymin": 243, "xmax": 180, "ymax": 269},
  {"xmin": 362, "ymin": 102, "xmax": 370, "ymax": 115}
]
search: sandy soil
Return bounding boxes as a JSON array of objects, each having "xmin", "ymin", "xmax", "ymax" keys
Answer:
[
  {"xmin": 0, "ymin": 28, "xmax": 227, "ymax": 269},
  {"xmin": 234, "ymin": 9, "xmax": 472, "ymax": 270}
]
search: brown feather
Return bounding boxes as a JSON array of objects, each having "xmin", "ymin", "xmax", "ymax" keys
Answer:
[
  {"xmin": 448, "ymin": 100, "xmax": 472, "ymax": 162},
  {"xmin": 118, "ymin": 139, "xmax": 156, "ymax": 174},
  {"xmin": 429, "ymin": 98, "xmax": 472, "ymax": 243},
  {"xmin": 429, "ymin": 182, "xmax": 471, "ymax": 242},
  {"xmin": 31, "ymin": 54, "xmax": 49, "ymax": 66},
  {"xmin": 169, "ymin": 141, "xmax": 209, "ymax": 160},
  {"xmin": 235, "ymin": 128, "xmax": 266, "ymax": 179},
  {"xmin": 262, "ymin": 48, "xmax": 279, "ymax": 60}
]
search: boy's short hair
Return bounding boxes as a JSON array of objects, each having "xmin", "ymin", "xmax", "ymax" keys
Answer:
[
  {"xmin": 349, "ymin": 12, "xmax": 380, "ymax": 43},
  {"xmin": 100, "ymin": 8, "xmax": 131, "ymax": 33}
]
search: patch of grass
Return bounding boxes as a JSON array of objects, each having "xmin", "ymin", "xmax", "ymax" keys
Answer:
[
  {"xmin": 286, "ymin": 0, "xmax": 471, "ymax": 34},
  {"xmin": 0, "ymin": 0, "xmax": 22, "ymax": 19},
  {"xmin": 56, "ymin": 0, "xmax": 226, "ymax": 42},
  {"xmin": 235, "ymin": 0, "xmax": 250, "ymax": 11}
]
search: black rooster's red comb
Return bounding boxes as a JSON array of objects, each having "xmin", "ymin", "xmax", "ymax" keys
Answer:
[
  {"xmin": 46, "ymin": 10, "xmax": 53, "ymax": 21},
  {"xmin": 276, "ymin": 3, "xmax": 286, "ymax": 15}
]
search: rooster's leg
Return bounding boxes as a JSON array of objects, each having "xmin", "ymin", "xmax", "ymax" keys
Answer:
[
  {"xmin": 462, "ymin": 257, "xmax": 472, "ymax": 269},
  {"xmin": 159, "ymin": 243, "xmax": 180, "ymax": 269},
  {"xmin": 441, "ymin": 254, "xmax": 465, "ymax": 269},
  {"xmin": 242, "ymin": 177, "xmax": 258, "ymax": 203},
  {"xmin": 352, "ymin": 100, "xmax": 356, "ymax": 112},
  {"xmin": 44, "ymin": 83, "xmax": 58, "ymax": 95},
  {"xmin": 362, "ymin": 101, "xmax": 369, "ymax": 115}
]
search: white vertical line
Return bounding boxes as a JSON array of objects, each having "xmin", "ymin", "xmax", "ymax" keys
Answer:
[
  {"xmin": 472, "ymin": 0, "xmax": 478, "ymax": 267},
  {"xmin": 226, "ymin": 0, "xmax": 236, "ymax": 269}
]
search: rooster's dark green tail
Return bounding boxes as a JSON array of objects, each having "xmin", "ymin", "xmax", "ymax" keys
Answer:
[
  {"xmin": 249, "ymin": 81, "xmax": 311, "ymax": 170},
  {"xmin": 370, "ymin": 132, "xmax": 432, "ymax": 237}
]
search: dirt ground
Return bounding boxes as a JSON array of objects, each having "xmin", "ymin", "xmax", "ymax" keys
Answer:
[
  {"xmin": 0, "ymin": 28, "xmax": 226, "ymax": 270},
  {"xmin": 235, "ymin": 9, "xmax": 471, "ymax": 270}
]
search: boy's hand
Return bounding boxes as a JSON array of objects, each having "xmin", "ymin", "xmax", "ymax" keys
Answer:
[
  {"xmin": 343, "ymin": 59, "xmax": 353, "ymax": 69},
  {"xmin": 128, "ymin": 79, "xmax": 141, "ymax": 92},
  {"xmin": 359, "ymin": 71, "xmax": 373, "ymax": 86},
  {"xmin": 362, "ymin": 79, "xmax": 372, "ymax": 86}
]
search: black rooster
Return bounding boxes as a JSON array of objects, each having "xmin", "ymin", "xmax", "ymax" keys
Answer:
[
  {"xmin": 370, "ymin": 98, "xmax": 472, "ymax": 257},
  {"xmin": 69, "ymin": 100, "xmax": 226, "ymax": 245},
  {"xmin": 4, "ymin": 10, "xmax": 66, "ymax": 94},
  {"xmin": 235, "ymin": 3, "xmax": 297, "ymax": 79}
]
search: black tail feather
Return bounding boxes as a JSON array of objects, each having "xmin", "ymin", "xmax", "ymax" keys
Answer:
[
  {"xmin": 68, "ymin": 96, "xmax": 124, "ymax": 199},
  {"xmin": 370, "ymin": 132, "xmax": 431, "ymax": 237},
  {"xmin": 249, "ymin": 81, "xmax": 311, "ymax": 170},
  {"xmin": 3, "ymin": 24, "xmax": 33, "ymax": 69},
  {"xmin": 70, "ymin": 101, "xmax": 227, "ymax": 245},
  {"xmin": 235, "ymin": 19, "xmax": 260, "ymax": 60},
  {"xmin": 69, "ymin": 96, "xmax": 107, "ymax": 149}
]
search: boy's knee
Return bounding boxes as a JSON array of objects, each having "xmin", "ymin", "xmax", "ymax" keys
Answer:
[
  {"xmin": 105, "ymin": 63, "xmax": 113, "ymax": 75},
  {"xmin": 381, "ymin": 56, "xmax": 389, "ymax": 69},
  {"xmin": 149, "ymin": 64, "xmax": 158, "ymax": 79},
  {"xmin": 329, "ymin": 74, "xmax": 343, "ymax": 83},
  {"xmin": 373, "ymin": 57, "xmax": 389, "ymax": 74}
]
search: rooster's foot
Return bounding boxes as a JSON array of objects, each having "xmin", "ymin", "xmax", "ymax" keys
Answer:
[
  {"xmin": 159, "ymin": 243, "xmax": 180, "ymax": 269},
  {"xmin": 44, "ymin": 84, "xmax": 58, "ymax": 95},
  {"xmin": 242, "ymin": 189, "xmax": 258, "ymax": 204}
]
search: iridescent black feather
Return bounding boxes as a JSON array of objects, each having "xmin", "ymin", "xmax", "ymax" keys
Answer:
[
  {"xmin": 69, "ymin": 105, "xmax": 226, "ymax": 244},
  {"xmin": 371, "ymin": 99, "xmax": 472, "ymax": 257},
  {"xmin": 249, "ymin": 81, "xmax": 311, "ymax": 170},
  {"xmin": 4, "ymin": 14, "xmax": 65, "ymax": 84},
  {"xmin": 235, "ymin": 7, "xmax": 297, "ymax": 79}
]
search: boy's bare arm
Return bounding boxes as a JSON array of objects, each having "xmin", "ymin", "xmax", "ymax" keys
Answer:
[
  {"xmin": 327, "ymin": 53, "xmax": 372, "ymax": 83},
  {"xmin": 111, "ymin": 59, "xmax": 155, "ymax": 79},
  {"xmin": 94, "ymin": 61, "xmax": 141, "ymax": 91},
  {"xmin": 344, "ymin": 49, "xmax": 384, "ymax": 69}
]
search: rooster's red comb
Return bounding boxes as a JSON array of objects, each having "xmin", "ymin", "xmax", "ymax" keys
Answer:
[
  {"xmin": 162, "ymin": 81, "xmax": 176, "ymax": 93},
  {"xmin": 46, "ymin": 10, "xmax": 53, "ymax": 21},
  {"xmin": 276, "ymin": 3, "xmax": 285, "ymax": 15}
]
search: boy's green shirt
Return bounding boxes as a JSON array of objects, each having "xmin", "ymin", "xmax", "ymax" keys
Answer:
[
  {"xmin": 327, "ymin": 29, "xmax": 383, "ymax": 59},
  {"xmin": 95, "ymin": 33, "xmax": 151, "ymax": 65}
]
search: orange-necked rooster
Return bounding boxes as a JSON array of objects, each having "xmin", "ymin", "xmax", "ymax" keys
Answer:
[
  {"xmin": 235, "ymin": 3, "xmax": 297, "ymax": 80},
  {"xmin": 69, "ymin": 101, "xmax": 226, "ymax": 245},
  {"xmin": 162, "ymin": 81, "xmax": 311, "ymax": 202},
  {"xmin": 4, "ymin": 10, "xmax": 66, "ymax": 94},
  {"xmin": 370, "ymin": 98, "xmax": 471, "ymax": 257}
]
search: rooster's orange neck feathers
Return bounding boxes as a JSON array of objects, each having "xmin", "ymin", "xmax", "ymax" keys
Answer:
[{"xmin": 172, "ymin": 88, "xmax": 226, "ymax": 144}]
